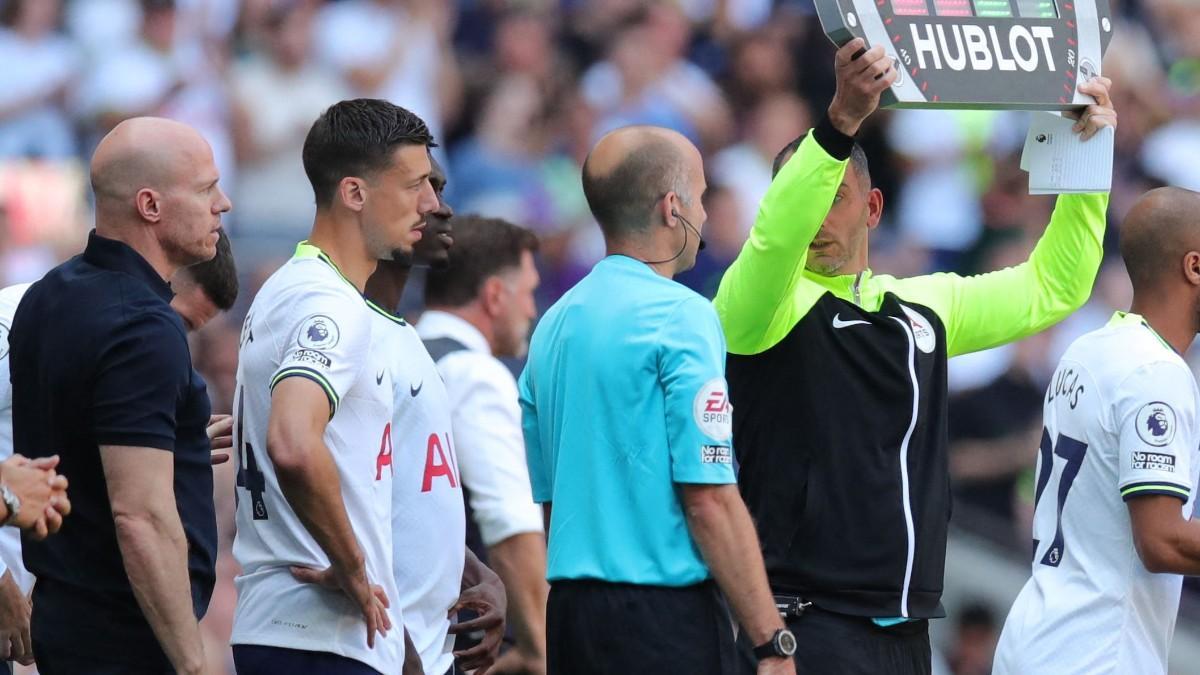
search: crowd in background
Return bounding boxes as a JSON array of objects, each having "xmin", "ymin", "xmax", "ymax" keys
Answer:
[{"xmin": 1, "ymin": 0, "xmax": 1199, "ymax": 672}]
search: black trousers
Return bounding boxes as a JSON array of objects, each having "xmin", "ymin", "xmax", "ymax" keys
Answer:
[
  {"xmin": 233, "ymin": 645, "xmax": 384, "ymax": 675},
  {"xmin": 547, "ymin": 579, "xmax": 739, "ymax": 675},
  {"xmin": 738, "ymin": 606, "xmax": 931, "ymax": 675},
  {"xmin": 32, "ymin": 645, "xmax": 171, "ymax": 675}
]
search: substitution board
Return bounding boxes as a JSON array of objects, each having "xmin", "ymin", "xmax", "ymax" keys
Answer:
[{"xmin": 814, "ymin": 0, "xmax": 1114, "ymax": 108}]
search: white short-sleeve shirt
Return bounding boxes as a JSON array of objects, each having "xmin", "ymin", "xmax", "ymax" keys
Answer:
[
  {"xmin": 994, "ymin": 312, "xmax": 1200, "ymax": 675},
  {"xmin": 231, "ymin": 243, "xmax": 402, "ymax": 673}
]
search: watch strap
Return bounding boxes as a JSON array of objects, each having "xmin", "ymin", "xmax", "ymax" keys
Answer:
[
  {"xmin": 0, "ymin": 483, "xmax": 19, "ymax": 527},
  {"xmin": 753, "ymin": 628, "xmax": 795, "ymax": 660}
]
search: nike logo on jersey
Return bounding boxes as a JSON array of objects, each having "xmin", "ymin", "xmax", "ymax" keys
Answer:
[
  {"xmin": 410, "ymin": 381, "xmax": 423, "ymax": 397},
  {"xmin": 376, "ymin": 370, "xmax": 385, "ymax": 385},
  {"xmin": 832, "ymin": 314, "xmax": 869, "ymax": 329}
]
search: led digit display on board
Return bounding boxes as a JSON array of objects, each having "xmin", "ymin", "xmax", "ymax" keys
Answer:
[
  {"xmin": 1016, "ymin": 0, "xmax": 1058, "ymax": 18},
  {"xmin": 890, "ymin": 0, "xmax": 1058, "ymax": 18},
  {"xmin": 973, "ymin": 0, "xmax": 1015, "ymax": 17},
  {"xmin": 891, "ymin": 0, "xmax": 930, "ymax": 16},
  {"xmin": 932, "ymin": 0, "xmax": 973, "ymax": 16}
]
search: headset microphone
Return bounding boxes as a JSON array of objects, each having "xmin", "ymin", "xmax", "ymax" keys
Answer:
[
  {"xmin": 639, "ymin": 209, "xmax": 706, "ymax": 266},
  {"xmin": 672, "ymin": 210, "xmax": 707, "ymax": 251}
]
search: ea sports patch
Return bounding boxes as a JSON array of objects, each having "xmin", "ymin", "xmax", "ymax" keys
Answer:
[
  {"xmin": 1136, "ymin": 401, "xmax": 1176, "ymax": 447},
  {"xmin": 0, "ymin": 321, "xmax": 9, "ymax": 361},
  {"xmin": 297, "ymin": 314, "xmax": 340, "ymax": 350},
  {"xmin": 693, "ymin": 377, "xmax": 732, "ymax": 442},
  {"xmin": 701, "ymin": 444, "xmax": 732, "ymax": 464}
]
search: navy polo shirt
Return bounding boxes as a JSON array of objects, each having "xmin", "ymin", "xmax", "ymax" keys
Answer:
[{"xmin": 9, "ymin": 231, "xmax": 217, "ymax": 665}]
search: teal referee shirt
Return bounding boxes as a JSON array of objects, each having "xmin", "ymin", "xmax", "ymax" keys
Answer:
[{"xmin": 519, "ymin": 255, "xmax": 736, "ymax": 586}]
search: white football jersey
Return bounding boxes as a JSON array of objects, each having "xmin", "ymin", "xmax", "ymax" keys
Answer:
[
  {"xmin": 378, "ymin": 312, "xmax": 465, "ymax": 675},
  {"xmin": 0, "ymin": 283, "xmax": 32, "ymax": 592},
  {"xmin": 231, "ymin": 243, "xmax": 403, "ymax": 672},
  {"xmin": 994, "ymin": 312, "xmax": 1200, "ymax": 675}
]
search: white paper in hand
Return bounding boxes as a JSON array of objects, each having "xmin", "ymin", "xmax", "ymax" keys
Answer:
[{"xmin": 1021, "ymin": 111, "xmax": 1114, "ymax": 194}]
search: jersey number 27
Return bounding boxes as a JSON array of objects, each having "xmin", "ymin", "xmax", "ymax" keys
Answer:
[{"xmin": 1032, "ymin": 427, "xmax": 1089, "ymax": 567}]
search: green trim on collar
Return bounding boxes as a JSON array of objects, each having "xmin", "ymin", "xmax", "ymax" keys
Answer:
[{"xmin": 294, "ymin": 241, "xmax": 407, "ymax": 326}]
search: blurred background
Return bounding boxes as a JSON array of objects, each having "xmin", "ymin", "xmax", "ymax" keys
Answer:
[{"xmin": 3, "ymin": 0, "xmax": 1200, "ymax": 672}]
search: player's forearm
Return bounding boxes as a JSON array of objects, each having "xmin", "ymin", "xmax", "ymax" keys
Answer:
[
  {"xmin": 683, "ymin": 485, "xmax": 784, "ymax": 645},
  {"xmin": 273, "ymin": 438, "xmax": 365, "ymax": 573},
  {"xmin": 1140, "ymin": 518, "xmax": 1200, "ymax": 575},
  {"xmin": 113, "ymin": 510, "xmax": 204, "ymax": 674},
  {"xmin": 487, "ymin": 533, "xmax": 549, "ymax": 660},
  {"xmin": 461, "ymin": 547, "xmax": 501, "ymax": 591}
]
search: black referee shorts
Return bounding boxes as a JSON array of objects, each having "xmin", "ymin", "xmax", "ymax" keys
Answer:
[
  {"xmin": 547, "ymin": 579, "xmax": 739, "ymax": 675},
  {"xmin": 737, "ymin": 604, "xmax": 931, "ymax": 675}
]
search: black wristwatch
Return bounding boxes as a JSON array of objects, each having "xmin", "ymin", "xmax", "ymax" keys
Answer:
[{"xmin": 753, "ymin": 628, "xmax": 797, "ymax": 660}]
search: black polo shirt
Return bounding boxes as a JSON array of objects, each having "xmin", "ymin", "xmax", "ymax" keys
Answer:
[{"xmin": 9, "ymin": 231, "xmax": 217, "ymax": 666}]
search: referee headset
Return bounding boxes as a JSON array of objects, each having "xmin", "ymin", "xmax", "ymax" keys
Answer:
[{"xmin": 641, "ymin": 196, "xmax": 707, "ymax": 266}]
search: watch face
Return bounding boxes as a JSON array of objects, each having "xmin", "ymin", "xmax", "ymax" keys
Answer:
[{"xmin": 778, "ymin": 630, "xmax": 798, "ymax": 655}]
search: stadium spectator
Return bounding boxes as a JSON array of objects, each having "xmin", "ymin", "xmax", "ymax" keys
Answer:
[
  {"xmin": 315, "ymin": 0, "xmax": 461, "ymax": 144},
  {"xmin": 711, "ymin": 92, "xmax": 811, "ymax": 236},
  {"xmin": 9, "ymin": 117, "xmax": 229, "ymax": 675},
  {"xmin": 948, "ymin": 602, "xmax": 999, "ymax": 675},
  {"xmin": 521, "ymin": 125, "xmax": 793, "ymax": 674},
  {"xmin": 0, "ymin": 0, "xmax": 79, "ymax": 160},
  {"xmin": 230, "ymin": 0, "xmax": 348, "ymax": 239},
  {"xmin": 419, "ymin": 214, "xmax": 548, "ymax": 674},
  {"xmin": 74, "ymin": 0, "xmax": 234, "ymax": 184}
]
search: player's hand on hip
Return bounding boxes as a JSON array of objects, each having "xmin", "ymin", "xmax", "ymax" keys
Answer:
[
  {"xmin": 448, "ymin": 576, "xmax": 507, "ymax": 674},
  {"xmin": 0, "ymin": 571, "xmax": 32, "ymax": 665},
  {"xmin": 0, "ymin": 454, "xmax": 69, "ymax": 539},
  {"xmin": 757, "ymin": 655, "xmax": 797, "ymax": 675},
  {"xmin": 290, "ymin": 563, "xmax": 392, "ymax": 648},
  {"xmin": 828, "ymin": 38, "xmax": 897, "ymax": 136},
  {"xmin": 1066, "ymin": 76, "xmax": 1117, "ymax": 141},
  {"xmin": 207, "ymin": 414, "xmax": 234, "ymax": 465}
]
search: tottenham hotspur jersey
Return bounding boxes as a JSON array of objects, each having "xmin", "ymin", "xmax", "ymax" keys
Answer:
[
  {"xmin": 230, "ymin": 243, "xmax": 403, "ymax": 672},
  {"xmin": 994, "ymin": 312, "xmax": 1200, "ymax": 675}
]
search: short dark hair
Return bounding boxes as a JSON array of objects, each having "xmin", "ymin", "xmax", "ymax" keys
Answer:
[
  {"xmin": 425, "ymin": 215, "xmax": 539, "ymax": 308},
  {"xmin": 302, "ymin": 99, "xmax": 437, "ymax": 208},
  {"xmin": 179, "ymin": 229, "xmax": 238, "ymax": 310},
  {"xmin": 582, "ymin": 138, "xmax": 691, "ymax": 238},
  {"xmin": 772, "ymin": 133, "xmax": 871, "ymax": 188}
]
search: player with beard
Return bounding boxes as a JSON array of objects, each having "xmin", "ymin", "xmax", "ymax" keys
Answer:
[
  {"xmin": 363, "ymin": 155, "xmax": 507, "ymax": 675},
  {"xmin": 230, "ymin": 99, "xmax": 437, "ymax": 674}
]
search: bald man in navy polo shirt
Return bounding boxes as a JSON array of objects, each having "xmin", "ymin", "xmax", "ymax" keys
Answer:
[{"xmin": 9, "ymin": 117, "xmax": 231, "ymax": 675}]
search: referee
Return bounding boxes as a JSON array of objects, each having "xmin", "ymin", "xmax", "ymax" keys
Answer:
[
  {"xmin": 716, "ymin": 40, "xmax": 1117, "ymax": 673},
  {"xmin": 520, "ymin": 126, "xmax": 793, "ymax": 675}
]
